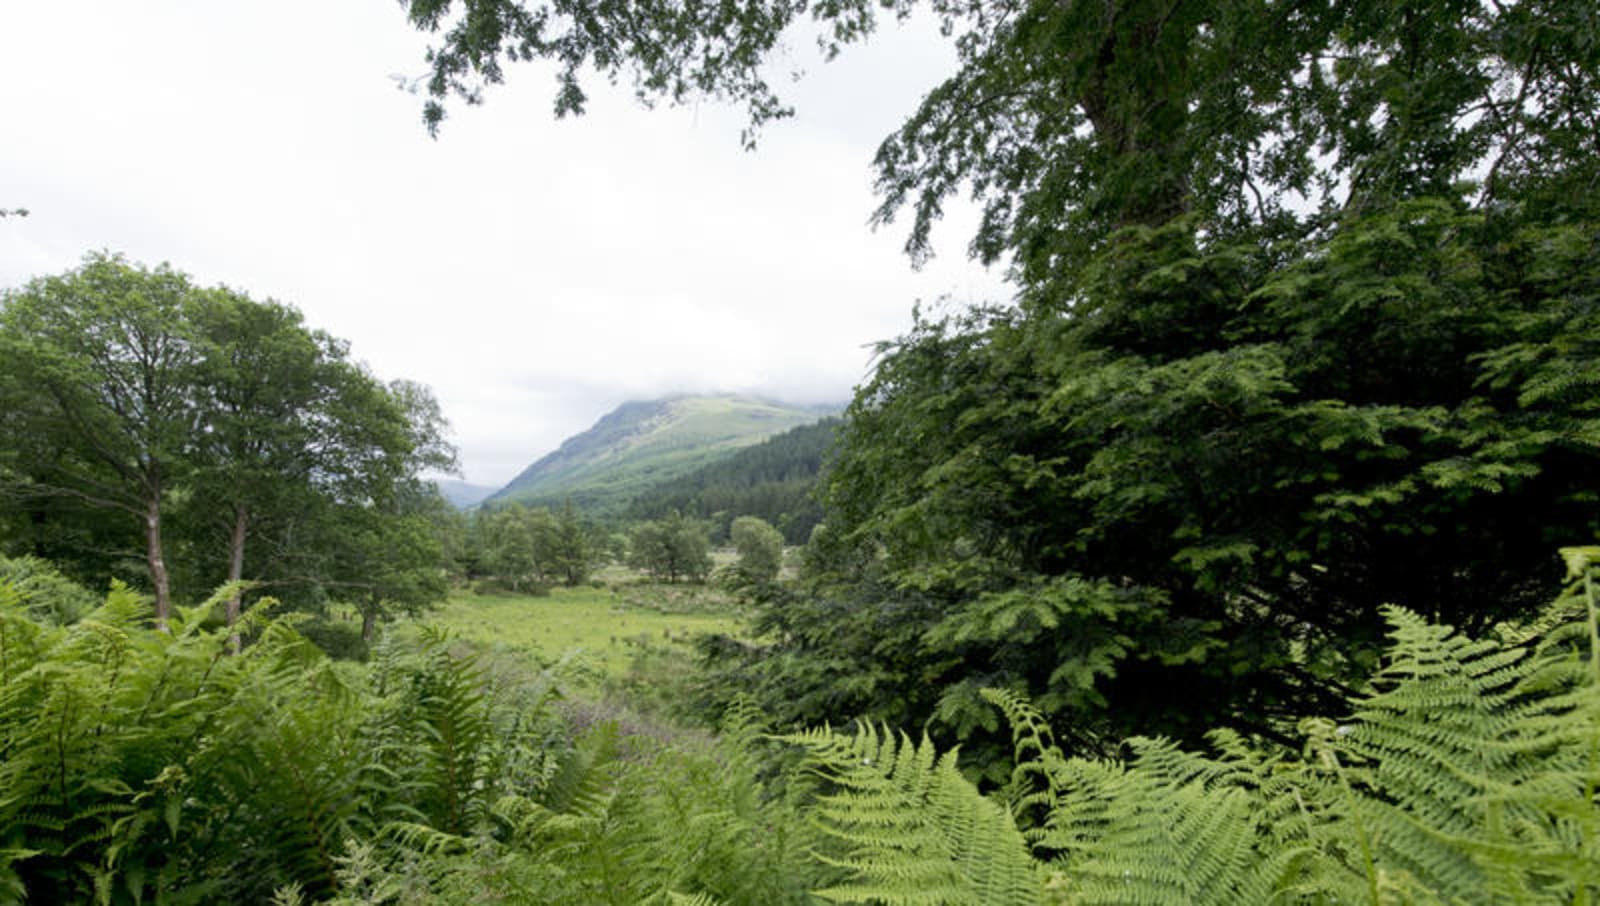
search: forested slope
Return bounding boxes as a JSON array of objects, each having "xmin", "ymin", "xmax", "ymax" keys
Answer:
[
  {"xmin": 486, "ymin": 395, "xmax": 828, "ymax": 516},
  {"xmin": 626, "ymin": 418, "xmax": 838, "ymax": 543}
]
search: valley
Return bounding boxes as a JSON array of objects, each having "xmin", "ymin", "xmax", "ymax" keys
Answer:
[{"xmin": 2, "ymin": 1, "xmax": 1597, "ymax": 902}]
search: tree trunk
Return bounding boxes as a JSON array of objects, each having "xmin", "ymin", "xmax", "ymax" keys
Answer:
[
  {"xmin": 226, "ymin": 504, "xmax": 248, "ymax": 653},
  {"xmin": 145, "ymin": 494, "xmax": 172, "ymax": 631},
  {"xmin": 361, "ymin": 608, "xmax": 377, "ymax": 643}
]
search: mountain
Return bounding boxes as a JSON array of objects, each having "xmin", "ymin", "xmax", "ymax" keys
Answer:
[
  {"xmin": 627, "ymin": 418, "xmax": 839, "ymax": 543},
  {"xmin": 485, "ymin": 394, "xmax": 839, "ymax": 515},
  {"xmin": 433, "ymin": 479, "xmax": 498, "ymax": 509}
]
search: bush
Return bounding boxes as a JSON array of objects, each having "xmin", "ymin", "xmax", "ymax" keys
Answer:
[
  {"xmin": 0, "ymin": 554, "xmax": 99, "ymax": 625},
  {"xmin": 296, "ymin": 616, "xmax": 370, "ymax": 661}
]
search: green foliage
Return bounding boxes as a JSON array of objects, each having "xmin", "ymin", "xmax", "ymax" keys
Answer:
[
  {"xmin": 729, "ymin": 516, "xmax": 785, "ymax": 587},
  {"xmin": 320, "ymin": 705, "xmax": 825, "ymax": 905},
  {"xmin": 472, "ymin": 501, "xmax": 607, "ymax": 590},
  {"xmin": 0, "ymin": 554, "xmax": 100, "ymax": 625},
  {"xmin": 776, "ymin": 554, "xmax": 1600, "ymax": 904},
  {"xmin": 727, "ymin": 203, "xmax": 1600, "ymax": 761},
  {"xmin": 0, "ymin": 254, "xmax": 459, "ymax": 630},
  {"xmin": 392, "ymin": 0, "xmax": 1600, "ymax": 780},
  {"xmin": 0, "ymin": 575, "xmax": 561, "ymax": 903},
  {"xmin": 629, "ymin": 512, "xmax": 714, "ymax": 585},
  {"xmin": 628, "ymin": 419, "xmax": 838, "ymax": 545},
  {"xmin": 782, "ymin": 724, "xmax": 1041, "ymax": 905},
  {"xmin": 398, "ymin": 0, "xmax": 1600, "ymax": 267},
  {"xmin": 7, "ymin": 555, "xmax": 1600, "ymax": 903}
]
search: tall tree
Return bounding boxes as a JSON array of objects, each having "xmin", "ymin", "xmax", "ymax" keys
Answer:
[
  {"xmin": 309, "ymin": 380, "xmax": 458, "ymax": 641},
  {"xmin": 628, "ymin": 512, "xmax": 712, "ymax": 584},
  {"xmin": 185, "ymin": 289, "xmax": 351, "ymax": 643},
  {"xmin": 546, "ymin": 500, "xmax": 606, "ymax": 586},
  {"xmin": 730, "ymin": 515, "xmax": 784, "ymax": 586},
  {"xmin": 1, "ymin": 256, "xmax": 462, "ymax": 637},
  {"xmin": 0, "ymin": 254, "xmax": 200, "ymax": 627}
]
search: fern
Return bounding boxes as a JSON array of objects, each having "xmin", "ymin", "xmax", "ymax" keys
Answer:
[
  {"xmin": 9, "ymin": 553, "xmax": 1600, "ymax": 905},
  {"xmin": 782, "ymin": 723, "xmax": 1041, "ymax": 905}
]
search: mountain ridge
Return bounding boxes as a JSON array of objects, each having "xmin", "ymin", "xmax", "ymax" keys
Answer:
[{"xmin": 484, "ymin": 393, "xmax": 840, "ymax": 514}]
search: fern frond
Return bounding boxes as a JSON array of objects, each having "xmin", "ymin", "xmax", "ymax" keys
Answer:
[{"xmin": 784, "ymin": 723, "xmax": 1041, "ymax": 906}]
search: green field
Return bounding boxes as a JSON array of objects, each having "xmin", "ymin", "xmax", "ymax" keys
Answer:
[{"xmin": 420, "ymin": 585, "xmax": 742, "ymax": 678}]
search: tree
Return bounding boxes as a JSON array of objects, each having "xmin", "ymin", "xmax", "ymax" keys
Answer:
[
  {"xmin": 546, "ymin": 500, "xmax": 606, "ymax": 586},
  {"xmin": 729, "ymin": 515, "xmax": 784, "ymax": 586},
  {"xmin": 628, "ymin": 512, "xmax": 712, "ymax": 584},
  {"xmin": 184, "ymin": 288, "xmax": 364, "ymax": 645},
  {"xmin": 323, "ymin": 485, "xmax": 453, "ymax": 642},
  {"xmin": 310, "ymin": 380, "xmax": 457, "ymax": 640},
  {"xmin": 0, "ymin": 254, "xmax": 201, "ymax": 628},
  {"xmin": 0, "ymin": 255, "xmax": 461, "ymax": 636},
  {"xmin": 477, "ymin": 504, "xmax": 557, "ymax": 591}
]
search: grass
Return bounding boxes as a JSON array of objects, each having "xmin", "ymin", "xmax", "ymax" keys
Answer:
[{"xmin": 421, "ymin": 583, "xmax": 742, "ymax": 679}]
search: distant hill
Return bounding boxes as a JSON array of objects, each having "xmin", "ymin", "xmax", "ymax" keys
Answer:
[
  {"xmin": 485, "ymin": 394, "xmax": 838, "ymax": 515},
  {"xmin": 433, "ymin": 479, "xmax": 498, "ymax": 509},
  {"xmin": 627, "ymin": 418, "xmax": 839, "ymax": 544}
]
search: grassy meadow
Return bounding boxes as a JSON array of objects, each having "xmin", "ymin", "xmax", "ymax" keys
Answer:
[{"xmin": 417, "ymin": 581, "xmax": 742, "ymax": 679}]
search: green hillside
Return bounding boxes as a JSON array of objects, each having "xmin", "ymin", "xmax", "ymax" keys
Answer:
[
  {"xmin": 485, "ymin": 394, "xmax": 835, "ymax": 515},
  {"xmin": 627, "ymin": 418, "xmax": 838, "ymax": 543}
]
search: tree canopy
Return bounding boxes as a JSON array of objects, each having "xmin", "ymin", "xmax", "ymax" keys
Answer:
[
  {"xmin": 399, "ymin": 0, "xmax": 1600, "ymax": 269},
  {"xmin": 0, "ymin": 254, "xmax": 458, "ymax": 635}
]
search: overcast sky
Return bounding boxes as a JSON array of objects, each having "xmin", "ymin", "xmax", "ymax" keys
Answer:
[{"xmin": 0, "ymin": 2, "xmax": 1010, "ymax": 486}]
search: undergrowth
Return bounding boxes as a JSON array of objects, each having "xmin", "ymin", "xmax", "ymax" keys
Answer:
[{"xmin": 3, "ymin": 549, "xmax": 1599, "ymax": 903}]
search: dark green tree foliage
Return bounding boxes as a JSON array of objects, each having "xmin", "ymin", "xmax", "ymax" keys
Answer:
[
  {"xmin": 0, "ymin": 255, "xmax": 200, "ymax": 627},
  {"xmin": 322, "ymin": 483, "xmax": 454, "ymax": 642},
  {"xmin": 473, "ymin": 500, "xmax": 606, "ymax": 591},
  {"xmin": 756, "ymin": 203, "xmax": 1599, "ymax": 758},
  {"xmin": 628, "ymin": 511, "xmax": 713, "ymax": 584},
  {"xmin": 627, "ymin": 419, "xmax": 837, "ymax": 544},
  {"xmin": 181, "ymin": 288, "xmax": 393, "ymax": 640},
  {"xmin": 397, "ymin": 0, "xmax": 1600, "ymax": 753},
  {"xmin": 399, "ymin": 0, "xmax": 1599, "ymax": 256},
  {"xmin": 0, "ymin": 255, "xmax": 458, "ymax": 633},
  {"xmin": 396, "ymin": 0, "xmax": 1600, "ymax": 748},
  {"xmin": 546, "ymin": 500, "xmax": 608, "ymax": 586},
  {"xmin": 730, "ymin": 515, "xmax": 785, "ymax": 586},
  {"xmin": 477, "ymin": 504, "xmax": 555, "ymax": 592}
]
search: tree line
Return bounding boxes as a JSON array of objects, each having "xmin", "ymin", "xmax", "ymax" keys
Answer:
[
  {"xmin": 0, "ymin": 253, "xmax": 457, "ymax": 641},
  {"xmin": 459, "ymin": 500, "xmax": 786, "ymax": 590}
]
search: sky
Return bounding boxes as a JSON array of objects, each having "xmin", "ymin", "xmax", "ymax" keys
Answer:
[{"xmin": 0, "ymin": 2, "xmax": 1011, "ymax": 487}]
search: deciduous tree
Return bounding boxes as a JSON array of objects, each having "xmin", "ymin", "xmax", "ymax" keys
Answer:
[
  {"xmin": 730, "ymin": 515, "xmax": 784, "ymax": 586},
  {"xmin": 0, "ymin": 254, "xmax": 200, "ymax": 627},
  {"xmin": 628, "ymin": 512, "xmax": 712, "ymax": 584}
]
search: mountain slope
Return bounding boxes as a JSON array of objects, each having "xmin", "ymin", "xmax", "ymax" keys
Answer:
[
  {"xmin": 486, "ymin": 395, "xmax": 837, "ymax": 514},
  {"xmin": 627, "ymin": 418, "xmax": 838, "ymax": 543}
]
